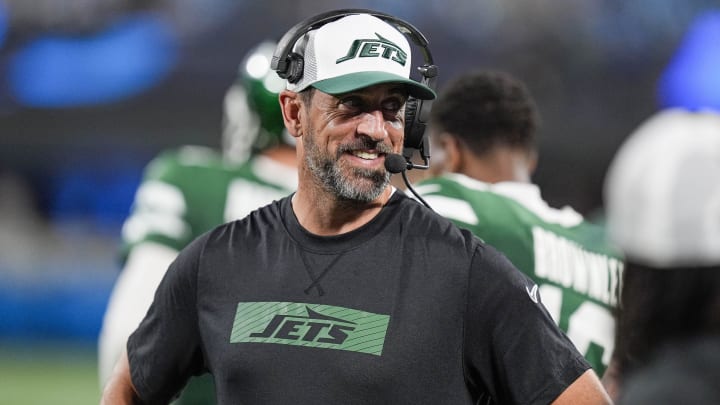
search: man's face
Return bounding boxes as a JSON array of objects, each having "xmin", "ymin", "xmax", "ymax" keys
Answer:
[{"xmin": 301, "ymin": 83, "xmax": 407, "ymax": 202}]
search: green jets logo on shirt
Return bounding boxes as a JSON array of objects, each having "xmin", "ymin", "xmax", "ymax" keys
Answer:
[
  {"xmin": 230, "ymin": 302, "xmax": 390, "ymax": 356},
  {"xmin": 336, "ymin": 33, "xmax": 407, "ymax": 66}
]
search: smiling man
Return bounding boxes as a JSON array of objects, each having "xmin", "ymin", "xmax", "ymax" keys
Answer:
[
  {"xmin": 101, "ymin": 10, "xmax": 611, "ymax": 405},
  {"xmin": 297, "ymin": 84, "xmax": 403, "ymax": 204}
]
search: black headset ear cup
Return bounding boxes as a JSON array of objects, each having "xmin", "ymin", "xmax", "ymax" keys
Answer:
[
  {"xmin": 404, "ymin": 97, "xmax": 423, "ymax": 150},
  {"xmin": 285, "ymin": 52, "xmax": 304, "ymax": 84},
  {"xmin": 403, "ymin": 92, "xmax": 434, "ymax": 162},
  {"xmin": 276, "ymin": 52, "xmax": 303, "ymax": 82}
]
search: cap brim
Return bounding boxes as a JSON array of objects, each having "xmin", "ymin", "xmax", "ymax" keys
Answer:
[{"xmin": 312, "ymin": 71, "xmax": 436, "ymax": 100}]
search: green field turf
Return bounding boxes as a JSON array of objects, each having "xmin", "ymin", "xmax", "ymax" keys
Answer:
[{"xmin": 0, "ymin": 341, "xmax": 100, "ymax": 405}]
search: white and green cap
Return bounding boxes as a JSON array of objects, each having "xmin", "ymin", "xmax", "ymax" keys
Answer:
[
  {"xmin": 604, "ymin": 108, "xmax": 720, "ymax": 267},
  {"xmin": 287, "ymin": 14, "xmax": 435, "ymax": 100}
]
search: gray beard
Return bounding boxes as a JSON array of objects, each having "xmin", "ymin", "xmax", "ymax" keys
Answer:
[{"xmin": 303, "ymin": 131, "xmax": 391, "ymax": 203}]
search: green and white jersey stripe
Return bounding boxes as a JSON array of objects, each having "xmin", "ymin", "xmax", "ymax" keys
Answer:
[
  {"xmin": 121, "ymin": 145, "xmax": 296, "ymax": 255},
  {"xmin": 416, "ymin": 173, "xmax": 623, "ymax": 376}
]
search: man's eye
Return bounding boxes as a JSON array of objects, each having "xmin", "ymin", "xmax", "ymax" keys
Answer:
[
  {"xmin": 382, "ymin": 99, "xmax": 402, "ymax": 111},
  {"xmin": 340, "ymin": 96, "xmax": 363, "ymax": 109},
  {"xmin": 382, "ymin": 99, "xmax": 403, "ymax": 116}
]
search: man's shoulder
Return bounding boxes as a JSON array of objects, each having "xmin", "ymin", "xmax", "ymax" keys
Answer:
[
  {"xmin": 414, "ymin": 175, "xmax": 526, "ymax": 228},
  {"xmin": 416, "ymin": 174, "xmax": 520, "ymax": 205},
  {"xmin": 145, "ymin": 145, "xmax": 249, "ymax": 181},
  {"xmin": 392, "ymin": 189, "xmax": 485, "ymax": 249},
  {"xmin": 195, "ymin": 197, "xmax": 288, "ymax": 255},
  {"xmin": 216, "ymin": 196, "xmax": 287, "ymax": 231},
  {"xmin": 139, "ymin": 146, "xmax": 254, "ymax": 192}
]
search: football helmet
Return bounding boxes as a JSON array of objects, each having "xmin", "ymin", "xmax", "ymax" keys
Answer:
[{"xmin": 222, "ymin": 40, "xmax": 291, "ymax": 164}]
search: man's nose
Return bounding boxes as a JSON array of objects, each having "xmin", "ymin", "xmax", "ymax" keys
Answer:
[{"xmin": 356, "ymin": 110, "xmax": 388, "ymax": 142}]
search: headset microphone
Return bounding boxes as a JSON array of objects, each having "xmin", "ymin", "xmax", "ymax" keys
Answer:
[
  {"xmin": 384, "ymin": 153, "xmax": 410, "ymax": 174},
  {"xmin": 384, "ymin": 153, "xmax": 432, "ymax": 173},
  {"xmin": 384, "ymin": 154, "xmax": 432, "ymax": 209}
]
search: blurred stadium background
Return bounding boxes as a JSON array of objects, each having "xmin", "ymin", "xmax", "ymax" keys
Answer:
[{"xmin": 0, "ymin": 0, "xmax": 718, "ymax": 403}]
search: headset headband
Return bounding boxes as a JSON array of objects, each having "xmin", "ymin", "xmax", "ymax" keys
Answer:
[{"xmin": 271, "ymin": 9, "xmax": 434, "ymax": 79}]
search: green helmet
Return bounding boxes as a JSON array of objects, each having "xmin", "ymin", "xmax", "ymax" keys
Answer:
[{"xmin": 222, "ymin": 40, "xmax": 292, "ymax": 164}]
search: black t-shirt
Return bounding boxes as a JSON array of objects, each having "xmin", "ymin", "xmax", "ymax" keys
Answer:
[{"xmin": 128, "ymin": 190, "xmax": 589, "ymax": 404}]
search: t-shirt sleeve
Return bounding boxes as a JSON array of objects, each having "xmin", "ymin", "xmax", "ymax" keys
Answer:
[
  {"xmin": 126, "ymin": 232, "xmax": 208, "ymax": 404},
  {"xmin": 464, "ymin": 242, "xmax": 590, "ymax": 404}
]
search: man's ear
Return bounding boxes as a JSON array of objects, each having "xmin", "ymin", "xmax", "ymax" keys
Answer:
[
  {"xmin": 527, "ymin": 148, "xmax": 538, "ymax": 176},
  {"xmin": 279, "ymin": 90, "xmax": 303, "ymax": 138},
  {"xmin": 442, "ymin": 134, "xmax": 463, "ymax": 174}
]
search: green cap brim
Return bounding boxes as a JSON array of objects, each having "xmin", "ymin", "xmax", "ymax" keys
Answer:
[{"xmin": 312, "ymin": 71, "xmax": 436, "ymax": 100}]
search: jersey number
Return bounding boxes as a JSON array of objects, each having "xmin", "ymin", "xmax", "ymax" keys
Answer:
[{"xmin": 539, "ymin": 284, "xmax": 614, "ymax": 374}]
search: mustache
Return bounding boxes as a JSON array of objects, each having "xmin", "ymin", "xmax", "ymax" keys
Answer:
[{"xmin": 336, "ymin": 138, "xmax": 394, "ymax": 155}]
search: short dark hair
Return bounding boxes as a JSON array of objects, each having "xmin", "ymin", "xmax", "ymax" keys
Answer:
[
  {"xmin": 618, "ymin": 336, "xmax": 720, "ymax": 404},
  {"xmin": 614, "ymin": 261, "xmax": 720, "ymax": 378},
  {"xmin": 430, "ymin": 70, "xmax": 539, "ymax": 155}
]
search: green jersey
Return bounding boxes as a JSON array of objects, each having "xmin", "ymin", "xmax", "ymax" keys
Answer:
[
  {"xmin": 416, "ymin": 173, "xmax": 623, "ymax": 376},
  {"xmin": 116, "ymin": 146, "xmax": 296, "ymax": 405},
  {"xmin": 121, "ymin": 145, "xmax": 297, "ymax": 255}
]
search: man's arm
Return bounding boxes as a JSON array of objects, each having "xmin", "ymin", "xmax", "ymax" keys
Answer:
[
  {"xmin": 100, "ymin": 349, "xmax": 141, "ymax": 405},
  {"xmin": 552, "ymin": 369, "xmax": 613, "ymax": 404},
  {"xmin": 98, "ymin": 242, "xmax": 179, "ymax": 387},
  {"xmin": 600, "ymin": 353, "xmax": 622, "ymax": 401}
]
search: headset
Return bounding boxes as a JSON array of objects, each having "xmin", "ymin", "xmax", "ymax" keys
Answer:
[{"xmin": 271, "ymin": 8, "xmax": 439, "ymax": 168}]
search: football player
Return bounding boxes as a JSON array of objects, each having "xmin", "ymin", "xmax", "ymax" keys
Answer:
[
  {"xmin": 98, "ymin": 40, "xmax": 296, "ymax": 404},
  {"xmin": 415, "ymin": 70, "xmax": 624, "ymax": 377}
]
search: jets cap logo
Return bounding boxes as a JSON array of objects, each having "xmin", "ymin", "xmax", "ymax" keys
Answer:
[{"xmin": 335, "ymin": 33, "xmax": 407, "ymax": 67}]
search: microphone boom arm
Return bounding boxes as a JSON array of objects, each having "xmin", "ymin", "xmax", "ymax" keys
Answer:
[
  {"xmin": 384, "ymin": 153, "xmax": 432, "ymax": 209},
  {"xmin": 401, "ymin": 169, "xmax": 431, "ymax": 209}
]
